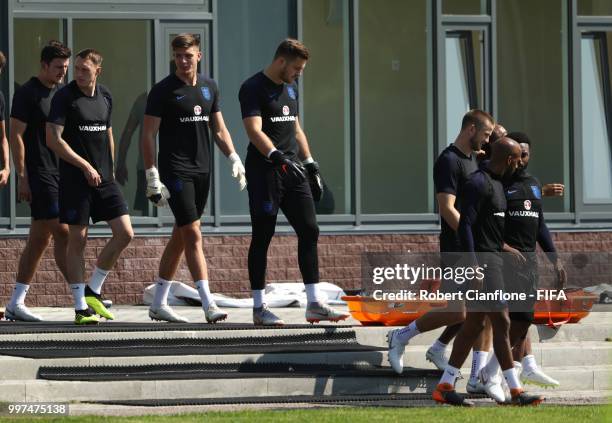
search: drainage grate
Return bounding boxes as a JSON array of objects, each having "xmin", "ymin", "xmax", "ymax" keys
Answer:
[{"xmin": 39, "ymin": 362, "xmax": 436, "ymax": 381}]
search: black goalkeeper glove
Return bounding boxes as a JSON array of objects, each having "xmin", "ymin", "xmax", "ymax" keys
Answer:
[
  {"xmin": 304, "ymin": 160, "xmax": 323, "ymax": 202},
  {"xmin": 269, "ymin": 150, "xmax": 306, "ymax": 187}
]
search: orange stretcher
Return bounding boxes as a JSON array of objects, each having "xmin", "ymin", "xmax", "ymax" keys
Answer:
[
  {"xmin": 343, "ymin": 282, "xmax": 598, "ymax": 328},
  {"xmin": 342, "ymin": 279, "xmax": 447, "ymax": 326},
  {"xmin": 533, "ymin": 288, "xmax": 598, "ymax": 328}
]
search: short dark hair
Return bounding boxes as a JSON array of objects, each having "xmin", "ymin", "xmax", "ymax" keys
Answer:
[
  {"xmin": 0, "ymin": 51, "xmax": 6, "ymax": 72},
  {"xmin": 41, "ymin": 40, "xmax": 71, "ymax": 64},
  {"xmin": 172, "ymin": 33, "xmax": 200, "ymax": 50},
  {"xmin": 76, "ymin": 48, "xmax": 103, "ymax": 66},
  {"xmin": 274, "ymin": 38, "xmax": 310, "ymax": 61},
  {"xmin": 507, "ymin": 131, "xmax": 531, "ymax": 146},
  {"xmin": 461, "ymin": 109, "xmax": 495, "ymax": 131}
]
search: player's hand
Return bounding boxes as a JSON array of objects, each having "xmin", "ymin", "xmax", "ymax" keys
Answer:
[
  {"xmin": 228, "ymin": 152, "xmax": 246, "ymax": 191},
  {"xmin": 115, "ymin": 165, "xmax": 128, "ymax": 185},
  {"xmin": 17, "ymin": 175, "xmax": 31, "ymax": 203},
  {"xmin": 269, "ymin": 150, "xmax": 306, "ymax": 185},
  {"xmin": 303, "ymin": 159, "xmax": 323, "ymax": 202},
  {"xmin": 506, "ymin": 245, "xmax": 527, "ymax": 265},
  {"xmin": 83, "ymin": 164, "xmax": 101, "ymax": 187},
  {"xmin": 554, "ymin": 261, "xmax": 567, "ymax": 289},
  {"xmin": 543, "ymin": 183, "xmax": 564, "ymax": 197},
  {"xmin": 145, "ymin": 167, "xmax": 170, "ymax": 207},
  {"xmin": 0, "ymin": 168, "xmax": 9, "ymax": 187}
]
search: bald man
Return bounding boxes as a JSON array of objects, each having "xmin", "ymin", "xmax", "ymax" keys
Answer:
[{"xmin": 433, "ymin": 138, "xmax": 544, "ymax": 407}]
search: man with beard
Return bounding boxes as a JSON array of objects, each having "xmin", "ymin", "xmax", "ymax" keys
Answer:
[
  {"xmin": 432, "ymin": 138, "xmax": 544, "ymax": 406},
  {"xmin": 387, "ymin": 110, "xmax": 493, "ymax": 374},
  {"xmin": 477, "ymin": 131, "xmax": 566, "ymax": 389},
  {"xmin": 6, "ymin": 41, "xmax": 71, "ymax": 321},
  {"xmin": 239, "ymin": 39, "xmax": 348, "ymax": 325}
]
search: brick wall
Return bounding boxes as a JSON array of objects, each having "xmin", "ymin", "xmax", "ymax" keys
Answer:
[{"xmin": 0, "ymin": 232, "xmax": 610, "ymax": 306}]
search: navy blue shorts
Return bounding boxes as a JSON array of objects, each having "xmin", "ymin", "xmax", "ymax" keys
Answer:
[{"xmin": 28, "ymin": 172, "xmax": 60, "ymax": 220}]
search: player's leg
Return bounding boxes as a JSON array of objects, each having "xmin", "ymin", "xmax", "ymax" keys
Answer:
[
  {"xmin": 432, "ymin": 311, "xmax": 486, "ymax": 406},
  {"xmin": 281, "ymin": 180, "xmax": 349, "ymax": 324},
  {"xmin": 149, "ymin": 225, "xmax": 189, "ymax": 323},
  {"xmin": 246, "ymin": 162, "xmax": 284, "ymax": 325},
  {"xmin": 5, "ymin": 220, "xmax": 52, "ymax": 321},
  {"xmin": 67, "ymin": 224, "xmax": 98, "ymax": 325}
]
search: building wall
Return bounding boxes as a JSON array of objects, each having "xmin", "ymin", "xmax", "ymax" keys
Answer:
[{"xmin": 1, "ymin": 231, "xmax": 610, "ymax": 306}]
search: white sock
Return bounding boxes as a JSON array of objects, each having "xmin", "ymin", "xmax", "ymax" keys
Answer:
[
  {"xmin": 503, "ymin": 367, "xmax": 522, "ymax": 390},
  {"xmin": 304, "ymin": 283, "xmax": 319, "ymax": 304},
  {"xmin": 395, "ymin": 321, "xmax": 420, "ymax": 345},
  {"xmin": 522, "ymin": 354, "xmax": 538, "ymax": 373},
  {"xmin": 469, "ymin": 350, "xmax": 489, "ymax": 383},
  {"xmin": 440, "ymin": 365, "xmax": 461, "ymax": 386},
  {"xmin": 71, "ymin": 283, "xmax": 87, "ymax": 310},
  {"xmin": 483, "ymin": 352, "xmax": 501, "ymax": 378},
  {"xmin": 195, "ymin": 280, "xmax": 213, "ymax": 309},
  {"xmin": 9, "ymin": 282, "xmax": 29, "ymax": 308},
  {"xmin": 152, "ymin": 277, "xmax": 172, "ymax": 307},
  {"xmin": 429, "ymin": 339, "xmax": 447, "ymax": 354},
  {"xmin": 253, "ymin": 289, "xmax": 265, "ymax": 308},
  {"xmin": 88, "ymin": 266, "xmax": 109, "ymax": 294}
]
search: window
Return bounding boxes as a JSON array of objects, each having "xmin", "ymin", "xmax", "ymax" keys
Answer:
[
  {"xmin": 13, "ymin": 19, "xmax": 64, "ymax": 218},
  {"xmin": 359, "ymin": 0, "xmax": 430, "ymax": 214},
  {"xmin": 217, "ymin": 0, "xmax": 297, "ymax": 217},
  {"xmin": 302, "ymin": 0, "xmax": 351, "ymax": 215},
  {"xmin": 442, "ymin": 0, "xmax": 487, "ymax": 15},
  {"xmin": 444, "ymin": 31, "xmax": 484, "ymax": 143},
  {"xmin": 581, "ymin": 34, "xmax": 612, "ymax": 203},
  {"xmin": 497, "ymin": 0, "xmax": 568, "ymax": 212},
  {"xmin": 73, "ymin": 20, "xmax": 153, "ymax": 217}
]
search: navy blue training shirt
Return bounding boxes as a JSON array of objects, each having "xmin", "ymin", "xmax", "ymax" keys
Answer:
[
  {"xmin": 434, "ymin": 145, "xmax": 479, "ymax": 251},
  {"xmin": 239, "ymin": 71, "xmax": 299, "ymax": 162},
  {"xmin": 458, "ymin": 168, "xmax": 507, "ymax": 264},
  {"xmin": 504, "ymin": 169, "xmax": 556, "ymax": 260},
  {"xmin": 47, "ymin": 81, "xmax": 114, "ymax": 183},
  {"xmin": 11, "ymin": 77, "xmax": 61, "ymax": 175},
  {"xmin": 145, "ymin": 73, "xmax": 219, "ymax": 175}
]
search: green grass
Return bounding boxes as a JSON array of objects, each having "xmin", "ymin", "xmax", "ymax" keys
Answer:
[{"xmin": 1, "ymin": 405, "xmax": 611, "ymax": 423}]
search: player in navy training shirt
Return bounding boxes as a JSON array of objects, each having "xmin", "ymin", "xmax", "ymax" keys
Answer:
[
  {"xmin": 47, "ymin": 49, "xmax": 133, "ymax": 325},
  {"xmin": 386, "ymin": 110, "xmax": 494, "ymax": 381},
  {"xmin": 433, "ymin": 138, "xmax": 544, "ymax": 406},
  {"xmin": 5, "ymin": 41, "xmax": 71, "ymax": 322},
  {"xmin": 141, "ymin": 33, "xmax": 246, "ymax": 324},
  {"xmin": 239, "ymin": 39, "xmax": 348, "ymax": 325}
]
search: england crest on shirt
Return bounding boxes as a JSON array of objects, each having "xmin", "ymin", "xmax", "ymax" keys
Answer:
[
  {"xmin": 201, "ymin": 86, "xmax": 211, "ymax": 101},
  {"xmin": 530, "ymin": 185, "xmax": 542, "ymax": 199},
  {"xmin": 287, "ymin": 86, "xmax": 296, "ymax": 100}
]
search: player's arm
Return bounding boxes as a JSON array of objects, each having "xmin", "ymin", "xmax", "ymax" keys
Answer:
[
  {"xmin": 9, "ymin": 118, "xmax": 30, "ymax": 201},
  {"xmin": 542, "ymin": 183, "xmax": 564, "ymax": 197},
  {"xmin": 242, "ymin": 115, "xmax": 277, "ymax": 157},
  {"xmin": 0, "ymin": 119, "xmax": 9, "ymax": 186},
  {"xmin": 537, "ymin": 212, "xmax": 566, "ymax": 287},
  {"xmin": 434, "ymin": 155, "xmax": 461, "ymax": 231},
  {"xmin": 210, "ymin": 112, "xmax": 245, "ymax": 190},
  {"xmin": 294, "ymin": 117, "xmax": 312, "ymax": 161},
  {"xmin": 46, "ymin": 122, "xmax": 101, "ymax": 186},
  {"xmin": 458, "ymin": 177, "xmax": 484, "ymax": 265},
  {"xmin": 436, "ymin": 193, "xmax": 460, "ymax": 231},
  {"xmin": 141, "ymin": 115, "xmax": 160, "ymax": 170},
  {"xmin": 140, "ymin": 114, "xmax": 169, "ymax": 207},
  {"xmin": 107, "ymin": 127, "xmax": 115, "ymax": 164}
]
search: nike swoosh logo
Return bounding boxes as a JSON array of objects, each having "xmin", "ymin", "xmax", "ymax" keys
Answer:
[
  {"xmin": 507, "ymin": 190, "xmax": 518, "ymax": 194},
  {"xmin": 176, "ymin": 95, "xmax": 186, "ymax": 100}
]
